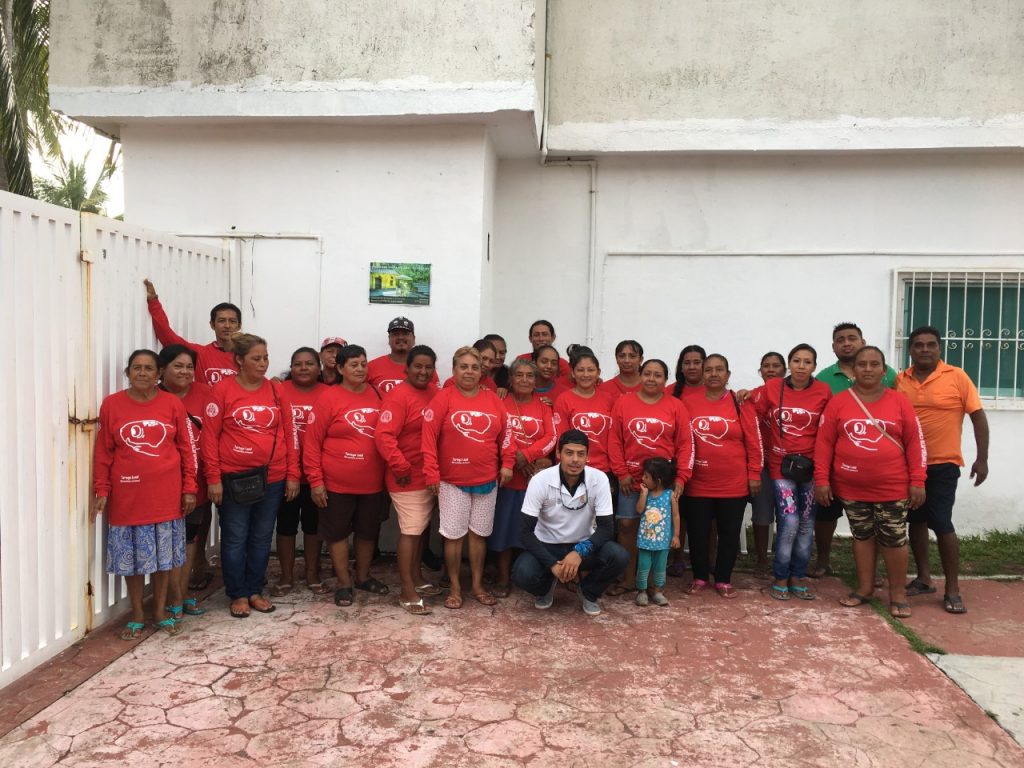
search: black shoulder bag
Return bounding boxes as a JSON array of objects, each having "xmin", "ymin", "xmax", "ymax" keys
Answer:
[
  {"xmin": 222, "ymin": 382, "xmax": 280, "ymax": 505},
  {"xmin": 777, "ymin": 377, "xmax": 815, "ymax": 484}
]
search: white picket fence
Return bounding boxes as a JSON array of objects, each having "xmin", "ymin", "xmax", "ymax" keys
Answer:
[{"xmin": 0, "ymin": 191, "xmax": 236, "ymax": 688}]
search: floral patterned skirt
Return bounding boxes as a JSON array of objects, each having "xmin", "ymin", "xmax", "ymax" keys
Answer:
[{"xmin": 106, "ymin": 518, "xmax": 186, "ymax": 576}]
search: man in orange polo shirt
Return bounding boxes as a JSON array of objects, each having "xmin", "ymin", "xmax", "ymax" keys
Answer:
[{"xmin": 895, "ymin": 326, "xmax": 989, "ymax": 615}]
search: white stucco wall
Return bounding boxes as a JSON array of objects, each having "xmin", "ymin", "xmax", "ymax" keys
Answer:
[
  {"xmin": 50, "ymin": 0, "xmax": 541, "ymax": 121},
  {"xmin": 546, "ymin": 0, "xmax": 1024, "ymax": 151}
]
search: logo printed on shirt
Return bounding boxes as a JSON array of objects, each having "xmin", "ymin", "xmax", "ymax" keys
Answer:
[
  {"xmin": 627, "ymin": 417, "xmax": 671, "ymax": 450},
  {"xmin": 842, "ymin": 418, "xmax": 897, "ymax": 451},
  {"xmin": 205, "ymin": 402, "xmax": 219, "ymax": 418},
  {"xmin": 691, "ymin": 416, "xmax": 733, "ymax": 447},
  {"xmin": 509, "ymin": 414, "xmax": 543, "ymax": 441},
  {"xmin": 378, "ymin": 379, "xmax": 403, "ymax": 394},
  {"xmin": 120, "ymin": 420, "xmax": 169, "ymax": 457},
  {"xmin": 291, "ymin": 405, "xmax": 315, "ymax": 433},
  {"xmin": 451, "ymin": 410, "xmax": 495, "ymax": 443},
  {"xmin": 380, "ymin": 409, "xmax": 393, "ymax": 424},
  {"xmin": 344, "ymin": 407, "xmax": 379, "ymax": 437},
  {"xmin": 232, "ymin": 405, "xmax": 277, "ymax": 432},
  {"xmin": 773, "ymin": 407, "xmax": 817, "ymax": 436},
  {"xmin": 205, "ymin": 368, "xmax": 238, "ymax": 385},
  {"xmin": 571, "ymin": 412, "xmax": 610, "ymax": 441}
]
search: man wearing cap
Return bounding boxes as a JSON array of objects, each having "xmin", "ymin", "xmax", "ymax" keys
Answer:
[
  {"xmin": 512, "ymin": 429, "xmax": 628, "ymax": 616},
  {"xmin": 319, "ymin": 337, "xmax": 346, "ymax": 386},
  {"xmin": 368, "ymin": 317, "xmax": 439, "ymax": 394}
]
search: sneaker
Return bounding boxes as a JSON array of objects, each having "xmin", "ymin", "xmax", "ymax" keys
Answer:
[
  {"xmin": 578, "ymin": 589, "xmax": 601, "ymax": 616},
  {"xmin": 535, "ymin": 579, "xmax": 557, "ymax": 610},
  {"xmin": 635, "ymin": 591, "xmax": 650, "ymax": 607},
  {"xmin": 651, "ymin": 591, "xmax": 669, "ymax": 607}
]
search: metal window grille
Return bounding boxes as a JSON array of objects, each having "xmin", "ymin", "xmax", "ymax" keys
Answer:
[{"xmin": 893, "ymin": 270, "xmax": 1024, "ymax": 406}]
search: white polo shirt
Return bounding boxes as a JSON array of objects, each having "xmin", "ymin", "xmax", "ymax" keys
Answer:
[{"xmin": 521, "ymin": 465, "xmax": 614, "ymax": 544}]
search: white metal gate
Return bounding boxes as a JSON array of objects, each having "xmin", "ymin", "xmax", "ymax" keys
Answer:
[{"xmin": 0, "ymin": 191, "xmax": 235, "ymax": 687}]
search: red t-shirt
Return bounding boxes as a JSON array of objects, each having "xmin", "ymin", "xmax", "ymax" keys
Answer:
[
  {"xmin": 375, "ymin": 381, "xmax": 436, "ymax": 492},
  {"xmin": 368, "ymin": 354, "xmax": 439, "ymax": 395},
  {"xmin": 443, "ymin": 375, "xmax": 495, "ymax": 392},
  {"xmin": 420, "ymin": 387, "xmax": 516, "ymax": 487},
  {"xmin": 666, "ymin": 383, "xmax": 706, "ymax": 404},
  {"xmin": 751, "ymin": 377, "xmax": 832, "ymax": 481},
  {"xmin": 177, "ymin": 381, "xmax": 212, "ymax": 505},
  {"xmin": 147, "ymin": 298, "xmax": 238, "ymax": 387},
  {"xmin": 553, "ymin": 388, "xmax": 616, "ymax": 472},
  {"xmin": 599, "ymin": 377, "xmax": 641, "ymax": 400},
  {"xmin": 94, "ymin": 390, "xmax": 199, "ymax": 527},
  {"xmin": 281, "ymin": 380, "xmax": 329, "ymax": 485},
  {"xmin": 608, "ymin": 393, "xmax": 695, "ymax": 487},
  {"xmin": 303, "ymin": 385, "xmax": 385, "ymax": 494},
  {"xmin": 200, "ymin": 378, "xmax": 300, "ymax": 485},
  {"xmin": 685, "ymin": 392, "xmax": 764, "ymax": 498},
  {"xmin": 814, "ymin": 389, "xmax": 927, "ymax": 502},
  {"xmin": 502, "ymin": 396, "xmax": 558, "ymax": 490}
]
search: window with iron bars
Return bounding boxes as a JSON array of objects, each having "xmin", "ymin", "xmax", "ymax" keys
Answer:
[{"xmin": 893, "ymin": 270, "xmax": 1024, "ymax": 407}]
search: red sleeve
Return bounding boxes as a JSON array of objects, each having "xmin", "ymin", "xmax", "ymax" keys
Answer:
[
  {"xmin": 147, "ymin": 297, "xmax": 195, "ymax": 350},
  {"xmin": 302, "ymin": 389, "xmax": 334, "ymax": 488},
  {"xmin": 553, "ymin": 392, "xmax": 571, "ymax": 440},
  {"xmin": 93, "ymin": 397, "xmax": 116, "ymax": 498},
  {"xmin": 740, "ymin": 399, "xmax": 764, "ymax": 481},
  {"xmin": 497, "ymin": 402, "xmax": 517, "ymax": 471},
  {"xmin": 901, "ymin": 395, "xmax": 928, "ymax": 487},
  {"xmin": 172, "ymin": 398, "xmax": 199, "ymax": 495},
  {"xmin": 375, "ymin": 390, "xmax": 412, "ymax": 477},
  {"xmin": 750, "ymin": 384, "xmax": 769, "ymax": 418},
  {"xmin": 201, "ymin": 384, "xmax": 227, "ymax": 485},
  {"xmin": 522, "ymin": 403, "xmax": 557, "ymax": 463},
  {"xmin": 276, "ymin": 383, "xmax": 301, "ymax": 483},
  {"xmin": 672, "ymin": 399, "xmax": 694, "ymax": 486},
  {"xmin": 420, "ymin": 389, "xmax": 446, "ymax": 485},
  {"xmin": 608, "ymin": 398, "xmax": 628, "ymax": 479},
  {"xmin": 813, "ymin": 398, "xmax": 840, "ymax": 487}
]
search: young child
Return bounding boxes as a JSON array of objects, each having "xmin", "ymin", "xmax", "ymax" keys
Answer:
[{"xmin": 635, "ymin": 457, "xmax": 681, "ymax": 606}]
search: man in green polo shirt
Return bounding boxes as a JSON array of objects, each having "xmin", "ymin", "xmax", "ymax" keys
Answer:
[{"xmin": 812, "ymin": 323, "xmax": 898, "ymax": 578}]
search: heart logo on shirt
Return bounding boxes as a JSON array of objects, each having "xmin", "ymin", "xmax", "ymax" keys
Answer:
[
  {"xmin": 379, "ymin": 379, "xmax": 402, "ymax": 394},
  {"xmin": 572, "ymin": 412, "xmax": 610, "ymax": 440},
  {"xmin": 775, "ymin": 406, "xmax": 816, "ymax": 436},
  {"xmin": 120, "ymin": 420, "xmax": 169, "ymax": 457},
  {"xmin": 451, "ymin": 410, "xmax": 495, "ymax": 443},
  {"xmin": 231, "ymin": 405, "xmax": 277, "ymax": 432},
  {"xmin": 344, "ymin": 407, "xmax": 379, "ymax": 437},
  {"xmin": 509, "ymin": 414, "xmax": 542, "ymax": 441},
  {"xmin": 692, "ymin": 415, "xmax": 732, "ymax": 447},
  {"xmin": 627, "ymin": 417, "xmax": 670, "ymax": 450},
  {"xmin": 205, "ymin": 368, "xmax": 237, "ymax": 385},
  {"xmin": 842, "ymin": 418, "xmax": 896, "ymax": 451},
  {"xmin": 291, "ymin": 405, "xmax": 315, "ymax": 433}
]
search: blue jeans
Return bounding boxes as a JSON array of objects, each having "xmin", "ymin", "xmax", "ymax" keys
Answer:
[
  {"xmin": 772, "ymin": 479, "xmax": 815, "ymax": 580},
  {"xmin": 218, "ymin": 480, "xmax": 284, "ymax": 600}
]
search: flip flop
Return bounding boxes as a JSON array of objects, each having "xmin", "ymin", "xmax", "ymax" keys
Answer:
[
  {"xmin": 789, "ymin": 585, "xmax": 817, "ymax": 601},
  {"xmin": 839, "ymin": 591, "xmax": 873, "ymax": 607},
  {"xmin": 154, "ymin": 618, "xmax": 181, "ymax": 636},
  {"xmin": 248, "ymin": 597, "xmax": 276, "ymax": 613},
  {"xmin": 182, "ymin": 598, "xmax": 206, "ymax": 616},
  {"xmin": 415, "ymin": 583, "xmax": 443, "ymax": 597},
  {"xmin": 230, "ymin": 601, "xmax": 251, "ymax": 619},
  {"xmin": 270, "ymin": 583, "xmax": 294, "ymax": 597},
  {"xmin": 307, "ymin": 581, "xmax": 332, "ymax": 595},
  {"xmin": 890, "ymin": 602, "xmax": 912, "ymax": 619},
  {"xmin": 399, "ymin": 598, "xmax": 432, "ymax": 615},
  {"xmin": 906, "ymin": 578, "xmax": 937, "ymax": 597},
  {"xmin": 769, "ymin": 585, "xmax": 790, "ymax": 601},
  {"xmin": 120, "ymin": 621, "xmax": 145, "ymax": 640},
  {"xmin": 472, "ymin": 592, "xmax": 498, "ymax": 606},
  {"xmin": 715, "ymin": 583, "xmax": 737, "ymax": 599},
  {"xmin": 943, "ymin": 594, "xmax": 967, "ymax": 614},
  {"xmin": 334, "ymin": 587, "xmax": 354, "ymax": 607},
  {"xmin": 354, "ymin": 577, "xmax": 390, "ymax": 595},
  {"xmin": 444, "ymin": 594, "xmax": 463, "ymax": 610}
]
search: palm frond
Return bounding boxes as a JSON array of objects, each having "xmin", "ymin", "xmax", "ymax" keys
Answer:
[{"xmin": 0, "ymin": 2, "xmax": 34, "ymax": 196}]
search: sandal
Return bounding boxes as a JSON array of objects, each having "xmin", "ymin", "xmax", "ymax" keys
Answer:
[
  {"xmin": 164, "ymin": 604, "xmax": 183, "ymax": 622},
  {"xmin": 121, "ymin": 621, "xmax": 145, "ymax": 640},
  {"xmin": 890, "ymin": 602, "xmax": 912, "ymax": 619},
  {"xmin": 248, "ymin": 596, "xmax": 276, "ymax": 613},
  {"xmin": 154, "ymin": 618, "xmax": 181, "ymax": 636},
  {"xmin": 270, "ymin": 582, "xmax": 294, "ymax": 597},
  {"xmin": 943, "ymin": 594, "xmax": 967, "ymax": 614},
  {"xmin": 769, "ymin": 585, "xmax": 790, "ymax": 601},
  {"xmin": 491, "ymin": 583, "xmax": 511, "ymax": 598},
  {"xmin": 606, "ymin": 584, "xmax": 635, "ymax": 597},
  {"xmin": 182, "ymin": 598, "xmax": 205, "ymax": 616},
  {"xmin": 334, "ymin": 587, "xmax": 354, "ymax": 607},
  {"xmin": 839, "ymin": 592, "xmax": 873, "ymax": 607},
  {"xmin": 906, "ymin": 578, "xmax": 937, "ymax": 597},
  {"xmin": 715, "ymin": 583, "xmax": 737, "ymax": 599},
  {"xmin": 354, "ymin": 577, "xmax": 390, "ymax": 595},
  {"xmin": 399, "ymin": 598, "xmax": 432, "ymax": 616},
  {"xmin": 230, "ymin": 601, "xmax": 251, "ymax": 619},
  {"xmin": 685, "ymin": 579, "xmax": 708, "ymax": 595},
  {"xmin": 789, "ymin": 585, "xmax": 817, "ymax": 601},
  {"xmin": 307, "ymin": 581, "xmax": 332, "ymax": 595},
  {"xmin": 415, "ymin": 583, "xmax": 443, "ymax": 597},
  {"xmin": 444, "ymin": 594, "xmax": 463, "ymax": 610},
  {"xmin": 188, "ymin": 572, "xmax": 214, "ymax": 591},
  {"xmin": 472, "ymin": 592, "xmax": 497, "ymax": 606}
]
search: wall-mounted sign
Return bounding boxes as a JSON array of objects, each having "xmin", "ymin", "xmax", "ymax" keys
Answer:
[{"xmin": 368, "ymin": 262, "xmax": 431, "ymax": 306}]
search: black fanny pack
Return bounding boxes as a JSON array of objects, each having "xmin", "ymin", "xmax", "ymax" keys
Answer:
[
  {"xmin": 777, "ymin": 378, "xmax": 814, "ymax": 484},
  {"xmin": 223, "ymin": 465, "xmax": 269, "ymax": 504}
]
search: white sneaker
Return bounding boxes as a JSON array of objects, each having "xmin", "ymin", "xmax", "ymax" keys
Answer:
[
  {"xmin": 578, "ymin": 589, "xmax": 601, "ymax": 616},
  {"xmin": 535, "ymin": 579, "xmax": 557, "ymax": 610}
]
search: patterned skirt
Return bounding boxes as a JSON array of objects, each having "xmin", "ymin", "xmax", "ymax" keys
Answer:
[{"xmin": 106, "ymin": 518, "xmax": 186, "ymax": 576}]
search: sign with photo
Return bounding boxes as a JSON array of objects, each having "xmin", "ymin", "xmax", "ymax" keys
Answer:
[{"xmin": 368, "ymin": 262, "xmax": 431, "ymax": 306}]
